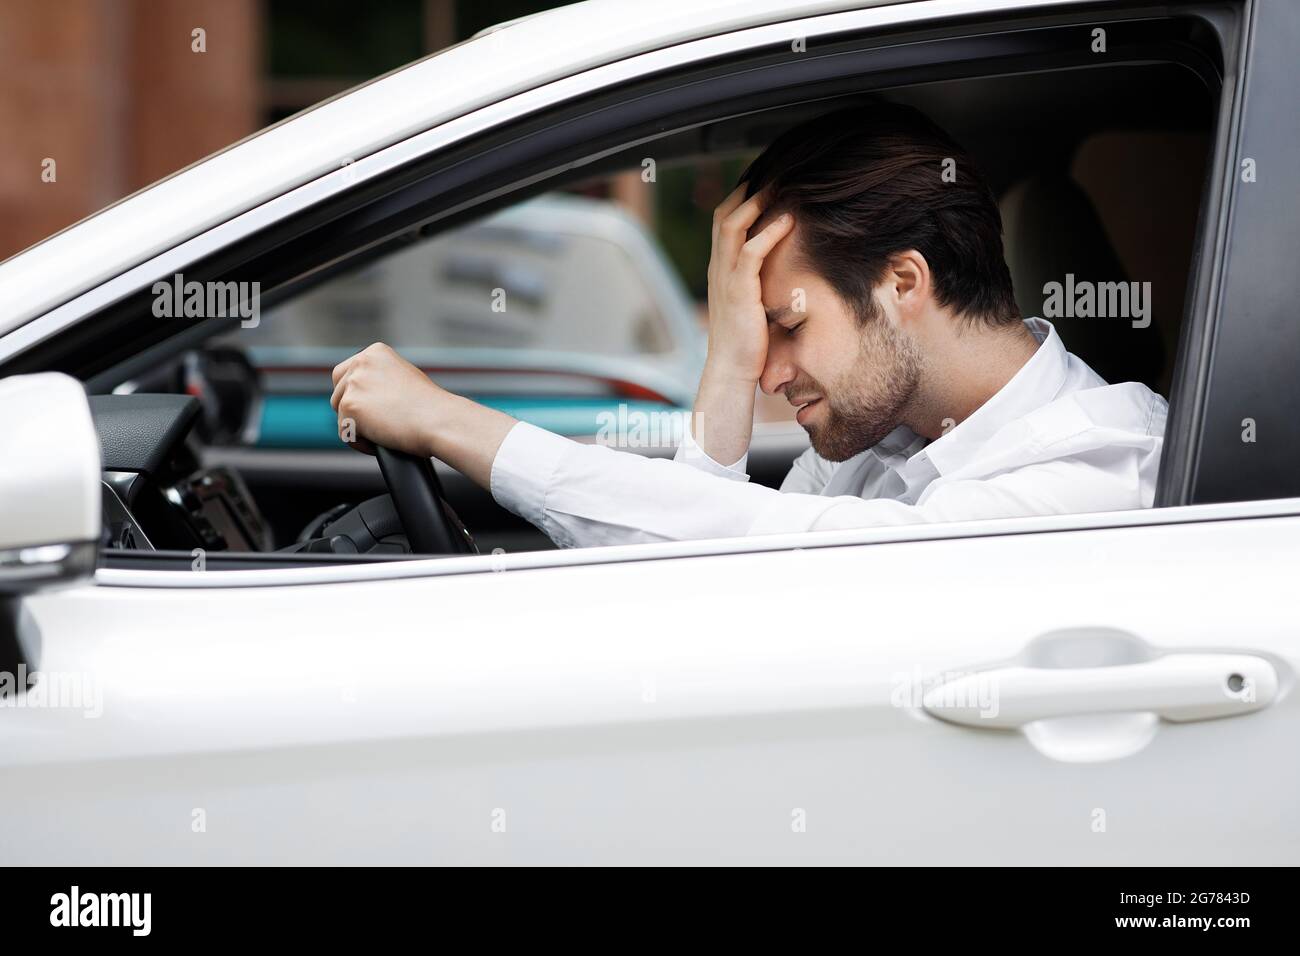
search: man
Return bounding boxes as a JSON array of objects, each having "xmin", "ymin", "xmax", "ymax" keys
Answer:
[{"xmin": 330, "ymin": 104, "xmax": 1167, "ymax": 548}]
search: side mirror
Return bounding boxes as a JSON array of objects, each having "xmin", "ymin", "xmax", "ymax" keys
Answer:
[{"xmin": 0, "ymin": 372, "xmax": 101, "ymax": 594}]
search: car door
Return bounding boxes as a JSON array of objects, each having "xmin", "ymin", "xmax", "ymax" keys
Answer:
[
  {"xmin": 3, "ymin": 0, "xmax": 1296, "ymax": 865},
  {"xmin": 8, "ymin": 498, "xmax": 1297, "ymax": 864}
]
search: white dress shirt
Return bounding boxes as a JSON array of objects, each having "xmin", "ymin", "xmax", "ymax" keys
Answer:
[{"xmin": 488, "ymin": 318, "xmax": 1168, "ymax": 548}]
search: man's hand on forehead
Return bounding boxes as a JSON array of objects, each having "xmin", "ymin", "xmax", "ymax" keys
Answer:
[
  {"xmin": 765, "ymin": 304, "xmax": 795, "ymax": 328},
  {"xmin": 751, "ymin": 209, "xmax": 788, "ymax": 231}
]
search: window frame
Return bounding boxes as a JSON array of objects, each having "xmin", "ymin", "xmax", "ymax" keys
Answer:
[
  {"xmin": 0, "ymin": 0, "xmax": 1263, "ymax": 585},
  {"xmin": 1171, "ymin": 0, "xmax": 1300, "ymax": 506}
]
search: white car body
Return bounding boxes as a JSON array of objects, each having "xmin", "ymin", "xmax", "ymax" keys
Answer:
[{"xmin": 0, "ymin": 0, "xmax": 1296, "ymax": 865}]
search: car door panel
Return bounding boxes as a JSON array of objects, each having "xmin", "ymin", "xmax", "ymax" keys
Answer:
[{"xmin": 7, "ymin": 509, "xmax": 1295, "ymax": 864}]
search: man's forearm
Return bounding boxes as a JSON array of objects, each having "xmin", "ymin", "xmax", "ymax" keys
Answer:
[
  {"xmin": 690, "ymin": 358, "xmax": 759, "ymax": 467},
  {"xmin": 422, "ymin": 393, "xmax": 520, "ymax": 489},
  {"xmin": 426, "ymin": 369, "xmax": 756, "ymax": 493}
]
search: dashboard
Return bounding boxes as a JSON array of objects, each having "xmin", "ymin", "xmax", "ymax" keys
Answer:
[{"xmin": 92, "ymin": 394, "xmax": 272, "ymax": 553}]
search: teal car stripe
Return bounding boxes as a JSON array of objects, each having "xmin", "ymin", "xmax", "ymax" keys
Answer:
[{"xmin": 256, "ymin": 394, "xmax": 687, "ymax": 448}]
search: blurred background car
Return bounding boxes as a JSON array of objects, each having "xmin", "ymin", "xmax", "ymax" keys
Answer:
[{"xmin": 229, "ymin": 193, "xmax": 707, "ymax": 447}]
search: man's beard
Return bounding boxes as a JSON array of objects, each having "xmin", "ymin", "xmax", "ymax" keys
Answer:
[{"xmin": 800, "ymin": 318, "xmax": 922, "ymax": 462}]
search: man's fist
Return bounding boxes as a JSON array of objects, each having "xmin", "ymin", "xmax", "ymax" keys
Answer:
[{"xmin": 330, "ymin": 342, "xmax": 445, "ymax": 457}]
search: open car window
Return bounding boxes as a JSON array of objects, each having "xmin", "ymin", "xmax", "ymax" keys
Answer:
[
  {"xmin": 211, "ymin": 192, "xmax": 710, "ymax": 451},
  {"xmin": 239, "ymin": 195, "xmax": 694, "ymax": 358},
  {"xmin": 58, "ymin": 7, "xmax": 1233, "ymax": 572}
]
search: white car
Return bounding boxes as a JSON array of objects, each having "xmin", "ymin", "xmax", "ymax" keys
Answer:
[{"xmin": 1, "ymin": 0, "xmax": 1297, "ymax": 865}]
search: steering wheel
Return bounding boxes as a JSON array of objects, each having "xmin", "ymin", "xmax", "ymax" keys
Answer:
[{"xmin": 375, "ymin": 446, "xmax": 478, "ymax": 555}]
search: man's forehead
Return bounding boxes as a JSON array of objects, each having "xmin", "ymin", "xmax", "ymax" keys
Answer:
[{"xmin": 756, "ymin": 220, "xmax": 806, "ymax": 311}]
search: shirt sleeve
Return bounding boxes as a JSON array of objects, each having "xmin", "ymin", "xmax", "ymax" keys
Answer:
[
  {"xmin": 490, "ymin": 421, "xmax": 776, "ymax": 547},
  {"xmin": 489, "ymin": 421, "xmax": 1154, "ymax": 549},
  {"xmin": 675, "ymin": 418, "xmax": 840, "ymax": 496},
  {"xmin": 749, "ymin": 447, "xmax": 1155, "ymax": 534},
  {"xmin": 671, "ymin": 421, "xmax": 750, "ymax": 480}
]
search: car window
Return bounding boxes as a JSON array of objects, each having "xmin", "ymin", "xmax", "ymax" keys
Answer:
[
  {"xmin": 72, "ymin": 9, "xmax": 1237, "ymax": 571},
  {"xmin": 204, "ymin": 152, "xmax": 782, "ymax": 458},
  {"xmin": 210, "ymin": 187, "xmax": 728, "ymax": 451},
  {"xmin": 243, "ymin": 196, "xmax": 681, "ymax": 357}
]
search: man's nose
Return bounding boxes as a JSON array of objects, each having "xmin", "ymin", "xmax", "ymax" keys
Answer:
[{"xmin": 759, "ymin": 338, "xmax": 796, "ymax": 397}]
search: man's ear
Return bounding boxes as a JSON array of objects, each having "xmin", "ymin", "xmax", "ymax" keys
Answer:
[{"xmin": 886, "ymin": 249, "xmax": 932, "ymax": 318}]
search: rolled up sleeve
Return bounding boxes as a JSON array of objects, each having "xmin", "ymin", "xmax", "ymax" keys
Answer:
[
  {"xmin": 672, "ymin": 422, "xmax": 750, "ymax": 481},
  {"xmin": 488, "ymin": 420, "xmax": 572, "ymax": 533}
]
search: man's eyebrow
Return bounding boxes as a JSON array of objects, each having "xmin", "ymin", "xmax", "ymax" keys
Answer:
[{"xmin": 765, "ymin": 305, "xmax": 793, "ymax": 325}]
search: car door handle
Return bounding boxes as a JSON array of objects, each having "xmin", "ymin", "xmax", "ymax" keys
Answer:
[{"xmin": 922, "ymin": 654, "xmax": 1279, "ymax": 729}]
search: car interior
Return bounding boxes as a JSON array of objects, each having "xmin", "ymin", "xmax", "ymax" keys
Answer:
[{"xmin": 18, "ymin": 16, "xmax": 1219, "ymax": 570}]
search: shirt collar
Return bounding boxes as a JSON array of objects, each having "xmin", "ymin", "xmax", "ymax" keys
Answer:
[
  {"xmin": 871, "ymin": 424, "xmax": 926, "ymax": 460},
  {"xmin": 915, "ymin": 317, "xmax": 1067, "ymax": 477}
]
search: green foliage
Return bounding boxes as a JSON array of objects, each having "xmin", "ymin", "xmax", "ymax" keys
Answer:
[
  {"xmin": 654, "ymin": 155, "xmax": 757, "ymax": 300},
  {"xmin": 268, "ymin": 0, "xmax": 424, "ymax": 77}
]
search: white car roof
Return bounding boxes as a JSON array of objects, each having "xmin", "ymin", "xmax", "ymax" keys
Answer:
[{"xmin": 0, "ymin": 0, "xmax": 914, "ymax": 333}]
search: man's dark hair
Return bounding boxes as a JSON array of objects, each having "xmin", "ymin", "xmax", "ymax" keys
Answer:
[{"xmin": 739, "ymin": 102, "xmax": 1020, "ymax": 327}]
